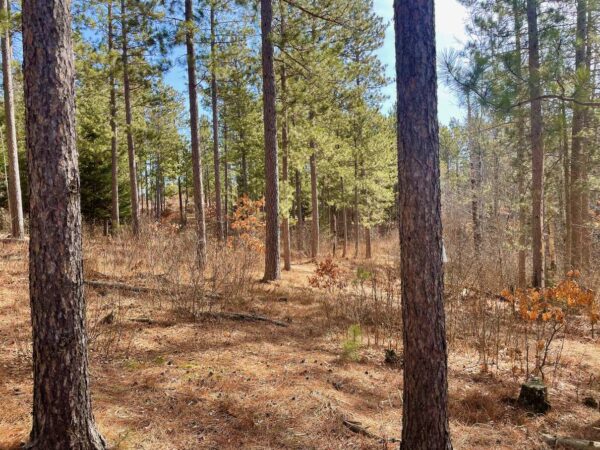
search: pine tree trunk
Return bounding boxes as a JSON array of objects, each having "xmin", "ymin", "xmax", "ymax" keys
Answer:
[
  {"xmin": 561, "ymin": 101, "xmax": 571, "ymax": 270},
  {"xmin": 1, "ymin": 0, "xmax": 24, "ymax": 239},
  {"xmin": 280, "ymin": 12, "xmax": 291, "ymax": 271},
  {"xmin": 120, "ymin": 0, "xmax": 140, "ymax": 236},
  {"xmin": 261, "ymin": 0, "xmax": 280, "ymax": 281},
  {"xmin": 108, "ymin": 0, "xmax": 119, "ymax": 230},
  {"xmin": 467, "ymin": 96, "xmax": 482, "ymax": 258},
  {"xmin": 178, "ymin": 176, "xmax": 185, "ymax": 225},
  {"xmin": 295, "ymin": 169, "xmax": 303, "ymax": 251},
  {"xmin": 394, "ymin": 1, "xmax": 452, "ymax": 448},
  {"xmin": 23, "ymin": 1, "xmax": 106, "ymax": 447},
  {"xmin": 341, "ymin": 177, "xmax": 347, "ymax": 258},
  {"xmin": 310, "ymin": 151, "xmax": 319, "ymax": 259},
  {"xmin": 223, "ymin": 119, "xmax": 229, "ymax": 238},
  {"xmin": 527, "ymin": 0, "xmax": 545, "ymax": 288},
  {"xmin": 210, "ymin": 4, "xmax": 223, "ymax": 241},
  {"xmin": 364, "ymin": 226, "xmax": 371, "ymax": 259},
  {"xmin": 570, "ymin": 0, "xmax": 587, "ymax": 271},
  {"xmin": 185, "ymin": 0, "xmax": 207, "ymax": 268},
  {"xmin": 354, "ymin": 156, "xmax": 360, "ymax": 257}
]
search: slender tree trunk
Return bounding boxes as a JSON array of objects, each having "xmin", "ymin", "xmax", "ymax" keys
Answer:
[
  {"xmin": 561, "ymin": 101, "xmax": 571, "ymax": 269},
  {"xmin": 144, "ymin": 160, "xmax": 150, "ymax": 214},
  {"xmin": 527, "ymin": 0, "xmax": 545, "ymax": 288},
  {"xmin": 1, "ymin": 0, "xmax": 23, "ymax": 238},
  {"xmin": 261, "ymin": 0, "xmax": 280, "ymax": 281},
  {"xmin": 570, "ymin": 0, "xmax": 587, "ymax": 271},
  {"xmin": 108, "ymin": 0, "xmax": 119, "ymax": 230},
  {"xmin": 185, "ymin": 0, "xmax": 207, "ymax": 267},
  {"xmin": 210, "ymin": 4, "xmax": 223, "ymax": 241},
  {"xmin": 281, "ymin": 61, "xmax": 291, "ymax": 271},
  {"xmin": 23, "ymin": 1, "xmax": 106, "ymax": 447},
  {"xmin": 295, "ymin": 168, "xmax": 303, "ymax": 251},
  {"xmin": 223, "ymin": 119, "xmax": 229, "ymax": 238},
  {"xmin": 467, "ymin": 96, "xmax": 482, "ymax": 258},
  {"xmin": 240, "ymin": 144, "xmax": 249, "ymax": 197},
  {"xmin": 120, "ymin": 0, "xmax": 140, "ymax": 235},
  {"xmin": 341, "ymin": 178, "xmax": 348, "ymax": 258},
  {"xmin": 353, "ymin": 156, "xmax": 360, "ymax": 257},
  {"xmin": 178, "ymin": 176, "xmax": 185, "ymax": 225},
  {"xmin": 310, "ymin": 151, "xmax": 319, "ymax": 259},
  {"xmin": 394, "ymin": 1, "xmax": 452, "ymax": 448},
  {"xmin": 365, "ymin": 226, "xmax": 371, "ymax": 259}
]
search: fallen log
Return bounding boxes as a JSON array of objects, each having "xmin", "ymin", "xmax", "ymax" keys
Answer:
[
  {"xmin": 85, "ymin": 279, "xmax": 222, "ymax": 300},
  {"xmin": 342, "ymin": 418, "xmax": 400, "ymax": 444},
  {"xmin": 197, "ymin": 311, "xmax": 289, "ymax": 327},
  {"xmin": 541, "ymin": 433, "xmax": 600, "ymax": 449}
]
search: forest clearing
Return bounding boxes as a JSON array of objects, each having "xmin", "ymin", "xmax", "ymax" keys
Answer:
[
  {"xmin": 0, "ymin": 226, "xmax": 598, "ymax": 449},
  {"xmin": 1, "ymin": 0, "xmax": 600, "ymax": 448}
]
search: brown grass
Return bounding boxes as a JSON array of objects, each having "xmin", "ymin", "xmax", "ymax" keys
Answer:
[{"xmin": 0, "ymin": 227, "xmax": 599, "ymax": 449}]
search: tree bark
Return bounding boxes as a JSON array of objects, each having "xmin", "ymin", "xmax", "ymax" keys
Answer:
[
  {"xmin": 1, "ymin": 0, "xmax": 24, "ymax": 238},
  {"xmin": 280, "ymin": 8, "xmax": 291, "ymax": 271},
  {"xmin": 108, "ymin": 0, "xmax": 119, "ymax": 230},
  {"xmin": 210, "ymin": 3, "xmax": 224, "ymax": 241},
  {"xmin": 22, "ymin": 1, "xmax": 106, "ymax": 447},
  {"xmin": 394, "ymin": 1, "xmax": 452, "ymax": 448},
  {"xmin": 527, "ymin": 0, "xmax": 545, "ymax": 288},
  {"xmin": 467, "ymin": 96, "xmax": 483, "ymax": 258},
  {"xmin": 310, "ymin": 151, "xmax": 319, "ymax": 259},
  {"xmin": 120, "ymin": 0, "xmax": 140, "ymax": 236},
  {"xmin": 185, "ymin": 0, "xmax": 207, "ymax": 268},
  {"xmin": 364, "ymin": 226, "xmax": 371, "ymax": 259},
  {"xmin": 570, "ymin": 0, "xmax": 587, "ymax": 270},
  {"xmin": 261, "ymin": 0, "xmax": 280, "ymax": 281},
  {"xmin": 295, "ymin": 168, "xmax": 303, "ymax": 251},
  {"xmin": 353, "ymin": 156, "xmax": 360, "ymax": 257}
]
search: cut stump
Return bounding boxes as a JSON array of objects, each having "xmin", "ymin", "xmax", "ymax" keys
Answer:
[{"xmin": 518, "ymin": 377, "xmax": 550, "ymax": 414}]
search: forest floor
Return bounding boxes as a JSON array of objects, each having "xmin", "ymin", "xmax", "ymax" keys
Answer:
[{"xmin": 0, "ymin": 235, "xmax": 599, "ymax": 449}]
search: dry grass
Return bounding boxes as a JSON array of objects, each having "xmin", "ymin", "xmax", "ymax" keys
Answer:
[{"xmin": 0, "ymin": 227, "xmax": 599, "ymax": 449}]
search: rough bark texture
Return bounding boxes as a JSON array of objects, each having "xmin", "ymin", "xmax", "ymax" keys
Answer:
[
  {"xmin": 22, "ymin": 1, "xmax": 106, "ymax": 447},
  {"xmin": 121, "ymin": 0, "xmax": 140, "ymax": 236},
  {"xmin": 185, "ymin": 0, "xmax": 207, "ymax": 268},
  {"xmin": 527, "ymin": 0, "xmax": 545, "ymax": 288},
  {"xmin": 108, "ymin": 0, "xmax": 119, "ymax": 230},
  {"xmin": 261, "ymin": 0, "xmax": 280, "ymax": 281},
  {"xmin": 570, "ymin": 0, "xmax": 587, "ymax": 270},
  {"xmin": 1, "ymin": 0, "xmax": 24, "ymax": 238},
  {"xmin": 210, "ymin": 4, "xmax": 224, "ymax": 241},
  {"xmin": 394, "ymin": 1, "xmax": 452, "ymax": 448}
]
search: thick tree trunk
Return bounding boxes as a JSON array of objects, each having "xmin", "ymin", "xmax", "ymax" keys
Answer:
[
  {"xmin": 121, "ymin": 0, "xmax": 140, "ymax": 236},
  {"xmin": 527, "ymin": 0, "xmax": 545, "ymax": 288},
  {"xmin": 210, "ymin": 4, "xmax": 224, "ymax": 241},
  {"xmin": 261, "ymin": 0, "xmax": 280, "ymax": 281},
  {"xmin": 23, "ymin": 1, "xmax": 106, "ymax": 447},
  {"xmin": 570, "ymin": 0, "xmax": 587, "ymax": 270},
  {"xmin": 1, "ymin": 0, "xmax": 23, "ymax": 239},
  {"xmin": 185, "ymin": 0, "xmax": 207, "ymax": 267},
  {"xmin": 394, "ymin": 1, "xmax": 452, "ymax": 448},
  {"xmin": 108, "ymin": 0, "xmax": 119, "ymax": 230}
]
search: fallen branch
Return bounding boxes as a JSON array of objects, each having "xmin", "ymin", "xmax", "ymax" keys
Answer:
[
  {"xmin": 85, "ymin": 279, "xmax": 222, "ymax": 300},
  {"xmin": 541, "ymin": 433, "xmax": 600, "ymax": 449},
  {"xmin": 197, "ymin": 311, "xmax": 289, "ymax": 327},
  {"xmin": 342, "ymin": 418, "xmax": 400, "ymax": 444}
]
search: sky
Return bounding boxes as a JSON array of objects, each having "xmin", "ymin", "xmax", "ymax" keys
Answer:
[
  {"xmin": 373, "ymin": 0, "xmax": 469, "ymax": 123},
  {"xmin": 164, "ymin": 0, "xmax": 470, "ymax": 125}
]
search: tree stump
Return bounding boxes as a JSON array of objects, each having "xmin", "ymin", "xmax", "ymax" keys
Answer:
[{"xmin": 518, "ymin": 377, "xmax": 550, "ymax": 413}]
